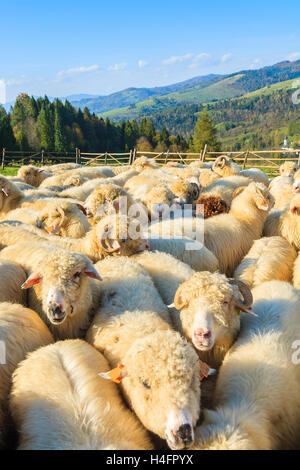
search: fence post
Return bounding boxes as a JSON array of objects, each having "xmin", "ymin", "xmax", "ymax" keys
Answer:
[
  {"xmin": 133, "ymin": 148, "xmax": 137, "ymax": 162},
  {"xmin": 1, "ymin": 148, "xmax": 5, "ymax": 170},
  {"xmin": 129, "ymin": 149, "xmax": 133, "ymax": 165},
  {"xmin": 242, "ymin": 150, "xmax": 249, "ymax": 170},
  {"xmin": 75, "ymin": 148, "xmax": 78, "ymax": 164},
  {"xmin": 78, "ymin": 148, "xmax": 81, "ymax": 165},
  {"xmin": 202, "ymin": 144, "xmax": 207, "ymax": 162},
  {"xmin": 41, "ymin": 149, "xmax": 44, "ymax": 165},
  {"xmin": 105, "ymin": 153, "xmax": 108, "ymax": 165}
]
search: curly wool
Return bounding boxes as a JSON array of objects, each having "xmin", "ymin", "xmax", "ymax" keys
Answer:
[{"xmin": 196, "ymin": 195, "xmax": 228, "ymax": 218}]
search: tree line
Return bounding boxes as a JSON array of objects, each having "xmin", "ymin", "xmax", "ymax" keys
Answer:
[{"xmin": 0, "ymin": 93, "xmax": 222, "ymax": 154}]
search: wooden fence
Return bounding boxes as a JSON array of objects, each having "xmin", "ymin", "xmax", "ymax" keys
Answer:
[{"xmin": 2, "ymin": 147, "xmax": 300, "ymax": 177}]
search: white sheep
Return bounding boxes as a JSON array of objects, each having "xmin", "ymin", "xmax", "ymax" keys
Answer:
[
  {"xmin": 292, "ymin": 252, "xmax": 300, "ymax": 291},
  {"xmin": 0, "ymin": 302, "xmax": 53, "ymax": 448},
  {"xmin": 86, "ymin": 256, "xmax": 201, "ymax": 449},
  {"xmin": 10, "ymin": 339, "xmax": 153, "ymax": 450},
  {"xmin": 212, "ymin": 155, "xmax": 269, "ymax": 186},
  {"xmin": 234, "ymin": 236, "xmax": 297, "ymax": 288},
  {"xmin": 201, "ymin": 175, "xmax": 250, "ymax": 207},
  {"xmin": 192, "ymin": 281, "xmax": 300, "ymax": 450},
  {"xmin": 263, "ymin": 194, "xmax": 300, "ymax": 249},
  {"xmin": 0, "ymin": 242, "xmax": 102, "ymax": 340},
  {"xmin": 17, "ymin": 165, "xmax": 52, "ymax": 187},
  {"xmin": 150, "ymin": 182, "xmax": 274, "ymax": 275},
  {"xmin": 279, "ymin": 160, "xmax": 299, "ymax": 177},
  {"xmin": 268, "ymin": 175, "xmax": 294, "ymax": 210},
  {"xmin": 147, "ymin": 237, "xmax": 219, "ymax": 272},
  {"xmin": 0, "ymin": 260, "xmax": 27, "ymax": 305}
]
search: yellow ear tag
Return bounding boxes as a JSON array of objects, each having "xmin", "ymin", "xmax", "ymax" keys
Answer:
[
  {"xmin": 99, "ymin": 364, "xmax": 125, "ymax": 384},
  {"xmin": 199, "ymin": 360, "xmax": 216, "ymax": 382}
]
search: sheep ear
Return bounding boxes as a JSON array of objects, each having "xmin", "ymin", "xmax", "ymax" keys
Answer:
[
  {"xmin": 174, "ymin": 283, "xmax": 189, "ymax": 310},
  {"xmin": 21, "ymin": 273, "xmax": 42, "ymax": 289},
  {"xmin": 77, "ymin": 204, "xmax": 87, "ymax": 215},
  {"xmin": 84, "ymin": 266, "xmax": 102, "ymax": 281},
  {"xmin": 233, "ymin": 187, "xmax": 245, "ymax": 199}
]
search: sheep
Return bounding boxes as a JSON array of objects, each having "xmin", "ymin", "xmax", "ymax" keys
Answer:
[
  {"xmin": 60, "ymin": 166, "xmax": 115, "ymax": 179},
  {"xmin": 17, "ymin": 165, "xmax": 52, "ymax": 187},
  {"xmin": 108, "ymin": 169, "xmax": 139, "ymax": 187},
  {"xmin": 170, "ymin": 272, "xmax": 253, "ymax": 369},
  {"xmin": 170, "ymin": 179, "xmax": 200, "ymax": 207},
  {"xmin": 263, "ymin": 194, "xmax": 300, "ymax": 249},
  {"xmin": 40, "ymin": 163, "xmax": 81, "ymax": 173},
  {"xmin": 86, "ymin": 256, "xmax": 201, "ymax": 449},
  {"xmin": 234, "ymin": 236, "xmax": 297, "ymax": 288},
  {"xmin": 201, "ymin": 175, "xmax": 250, "ymax": 207},
  {"xmin": 147, "ymin": 237, "xmax": 219, "ymax": 272},
  {"xmin": 0, "ymin": 302, "xmax": 53, "ymax": 448},
  {"xmin": 111, "ymin": 165, "xmax": 131, "ymax": 175},
  {"xmin": 192, "ymin": 281, "xmax": 300, "ymax": 450},
  {"xmin": 150, "ymin": 182, "xmax": 274, "ymax": 275},
  {"xmin": 0, "ymin": 215, "xmax": 149, "ymax": 263},
  {"xmin": 198, "ymin": 169, "xmax": 221, "ymax": 188},
  {"xmin": 0, "ymin": 260, "xmax": 27, "ymax": 304},
  {"xmin": 163, "ymin": 161, "xmax": 186, "ymax": 168},
  {"xmin": 189, "ymin": 161, "xmax": 213, "ymax": 169},
  {"xmin": 132, "ymin": 156, "xmax": 160, "ymax": 173},
  {"xmin": 83, "ymin": 183, "xmax": 134, "ymax": 222},
  {"xmin": 212, "ymin": 155, "xmax": 241, "ymax": 177},
  {"xmin": 10, "ymin": 339, "xmax": 153, "ymax": 450},
  {"xmin": 268, "ymin": 175, "xmax": 294, "ymax": 210},
  {"xmin": 212, "ymin": 155, "xmax": 269, "ymax": 186},
  {"xmin": 279, "ymin": 160, "xmax": 299, "ymax": 177},
  {"xmin": 292, "ymin": 252, "xmax": 300, "ymax": 290},
  {"xmin": 195, "ymin": 195, "xmax": 228, "ymax": 218},
  {"xmin": 0, "ymin": 208, "xmax": 39, "ymax": 226},
  {"xmin": 39, "ymin": 172, "xmax": 88, "ymax": 189},
  {"xmin": 0, "ymin": 176, "xmax": 80, "ymax": 215},
  {"xmin": 36, "ymin": 200, "xmax": 90, "ymax": 238},
  {"xmin": 0, "ymin": 242, "xmax": 102, "ymax": 340}
]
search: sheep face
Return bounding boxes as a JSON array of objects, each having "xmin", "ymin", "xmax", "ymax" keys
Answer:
[
  {"xmin": 17, "ymin": 166, "xmax": 48, "ymax": 187},
  {"xmin": 248, "ymin": 182, "xmax": 274, "ymax": 211},
  {"xmin": 22, "ymin": 251, "xmax": 101, "ymax": 325},
  {"xmin": 0, "ymin": 177, "xmax": 14, "ymax": 210},
  {"xmin": 132, "ymin": 156, "xmax": 159, "ymax": 173},
  {"xmin": 96, "ymin": 215, "xmax": 149, "ymax": 257},
  {"xmin": 170, "ymin": 180, "xmax": 200, "ymax": 207},
  {"xmin": 173, "ymin": 273, "xmax": 252, "ymax": 354},
  {"xmin": 145, "ymin": 185, "xmax": 175, "ymax": 219},
  {"xmin": 37, "ymin": 202, "xmax": 88, "ymax": 237},
  {"xmin": 280, "ymin": 161, "xmax": 299, "ymax": 178},
  {"xmin": 83, "ymin": 185, "xmax": 126, "ymax": 220},
  {"xmin": 123, "ymin": 330, "xmax": 200, "ymax": 450},
  {"xmin": 212, "ymin": 156, "xmax": 240, "ymax": 177}
]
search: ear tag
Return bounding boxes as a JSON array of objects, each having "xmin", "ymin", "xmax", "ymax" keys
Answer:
[
  {"xmin": 199, "ymin": 360, "xmax": 216, "ymax": 382},
  {"xmin": 99, "ymin": 364, "xmax": 126, "ymax": 384}
]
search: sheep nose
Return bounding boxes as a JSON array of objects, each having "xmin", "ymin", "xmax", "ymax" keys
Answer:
[
  {"xmin": 49, "ymin": 303, "xmax": 65, "ymax": 321},
  {"xmin": 176, "ymin": 424, "xmax": 193, "ymax": 445},
  {"xmin": 194, "ymin": 328, "xmax": 211, "ymax": 339}
]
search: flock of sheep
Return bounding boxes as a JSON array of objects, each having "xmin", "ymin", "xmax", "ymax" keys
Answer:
[{"xmin": 1, "ymin": 154, "xmax": 300, "ymax": 450}]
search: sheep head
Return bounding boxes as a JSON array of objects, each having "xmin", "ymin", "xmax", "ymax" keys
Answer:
[
  {"xmin": 0, "ymin": 177, "xmax": 20, "ymax": 212},
  {"xmin": 170, "ymin": 179, "xmax": 200, "ymax": 207},
  {"xmin": 21, "ymin": 249, "xmax": 102, "ymax": 326},
  {"xmin": 212, "ymin": 155, "xmax": 240, "ymax": 177},
  {"xmin": 37, "ymin": 201, "xmax": 87, "ymax": 237},
  {"xmin": 248, "ymin": 182, "xmax": 274, "ymax": 211},
  {"xmin": 132, "ymin": 156, "xmax": 159, "ymax": 173},
  {"xmin": 96, "ymin": 215, "xmax": 149, "ymax": 257},
  {"xmin": 172, "ymin": 272, "xmax": 252, "ymax": 358},
  {"xmin": 144, "ymin": 184, "xmax": 175, "ymax": 219},
  {"xmin": 121, "ymin": 328, "xmax": 201, "ymax": 450},
  {"xmin": 83, "ymin": 184, "xmax": 124, "ymax": 220},
  {"xmin": 17, "ymin": 165, "xmax": 48, "ymax": 187},
  {"xmin": 279, "ymin": 161, "xmax": 299, "ymax": 178}
]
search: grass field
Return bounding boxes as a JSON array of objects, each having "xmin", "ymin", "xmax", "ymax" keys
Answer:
[{"xmin": 0, "ymin": 168, "xmax": 18, "ymax": 176}]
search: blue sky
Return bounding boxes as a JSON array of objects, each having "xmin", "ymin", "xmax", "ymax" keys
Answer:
[{"xmin": 1, "ymin": 0, "xmax": 300, "ymax": 102}]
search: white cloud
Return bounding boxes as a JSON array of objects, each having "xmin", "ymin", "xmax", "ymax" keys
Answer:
[
  {"xmin": 286, "ymin": 52, "xmax": 300, "ymax": 61},
  {"xmin": 108, "ymin": 62, "xmax": 128, "ymax": 71},
  {"xmin": 189, "ymin": 53, "xmax": 211, "ymax": 68},
  {"xmin": 221, "ymin": 53, "xmax": 232, "ymax": 63},
  {"xmin": 162, "ymin": 53, "xmax": 193, "ymax": 65},
  {"xmin": 57, "ymin": 64, "xmax": 99, "ymax": 77},
  {"xmin": 138, "ymin": 60, "xmax": 148, "ymax": 68}
]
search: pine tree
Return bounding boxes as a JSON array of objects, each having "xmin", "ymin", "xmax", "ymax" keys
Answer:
[
  {"xmin": 0, "ymin": 106, "xmax": 17, "ymax": 149},
  {"xmin": 192, "ymin": 110, "xmax": 221, "ymax": 153},
  {"xmin": 37, "ymin": 103, "xmax": 54, "ymax": 150},
  {"xmin": 54, "ymin": 100, "xmax": 67, "ymax": 152}
]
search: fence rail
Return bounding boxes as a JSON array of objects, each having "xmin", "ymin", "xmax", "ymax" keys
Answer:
[{"xmin": 1, "ymin": 147, "xmax": 300, "ymax": 177}]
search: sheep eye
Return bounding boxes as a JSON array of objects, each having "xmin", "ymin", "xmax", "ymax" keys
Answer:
[
  {"xmin": 140, "ymin": 379, "xmax": 151, "ymax": 389},
  {"xmin": 73, "ymin": 272, "xmax": 81, "ymax": 280},
  {"xmin": 121, "ymin": 238, "xmax": 126, "ymax": 243}
]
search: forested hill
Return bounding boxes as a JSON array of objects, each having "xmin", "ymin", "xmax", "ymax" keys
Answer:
[{"xmin": 95, "ymin": 60, "xmax": 300, "ymax": 121}]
